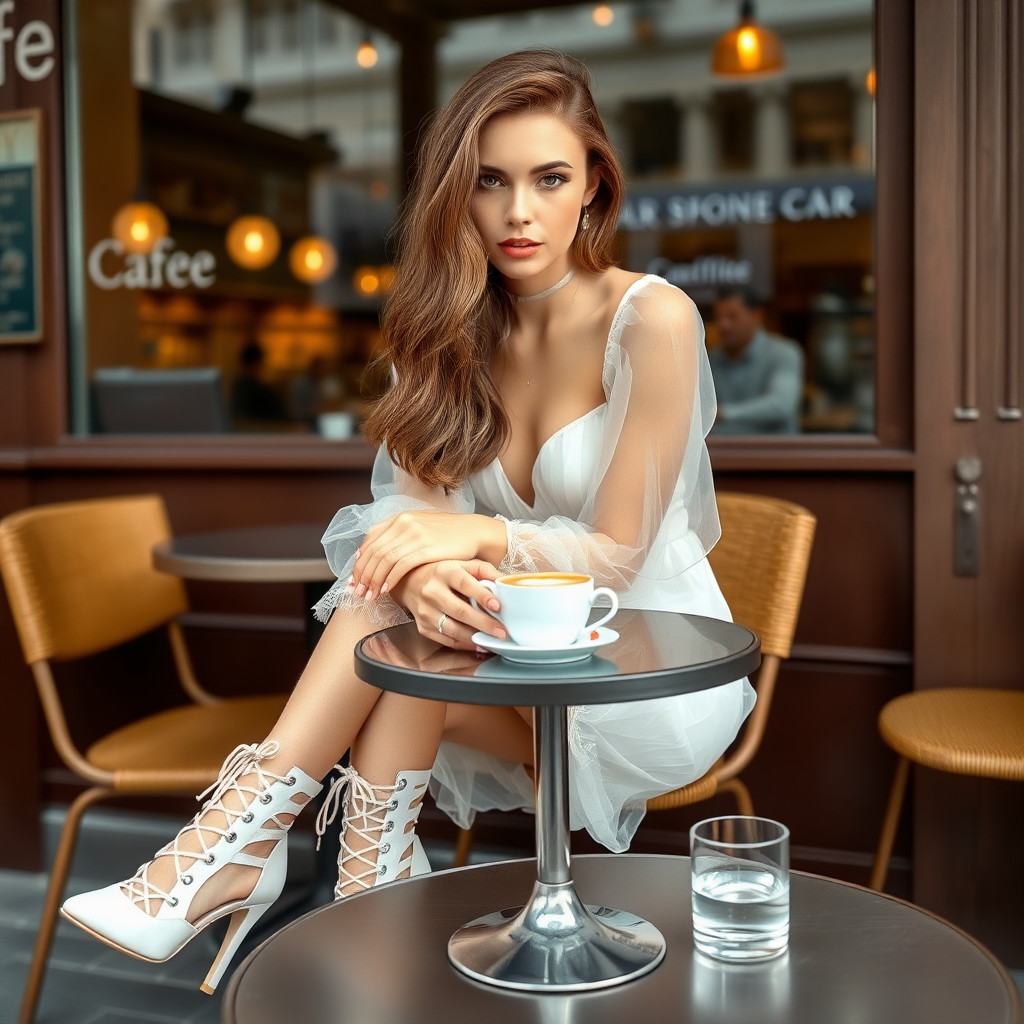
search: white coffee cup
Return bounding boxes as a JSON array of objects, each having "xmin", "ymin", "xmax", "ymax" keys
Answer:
[{"xmin": 472, "ymin": 572, "xmax": 619, "ymax": 648}]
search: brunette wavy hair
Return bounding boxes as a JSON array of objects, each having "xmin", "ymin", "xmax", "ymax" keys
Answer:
[{"xmin": 363, "ymin": 50, "xmax": 626, "ymax": 492}]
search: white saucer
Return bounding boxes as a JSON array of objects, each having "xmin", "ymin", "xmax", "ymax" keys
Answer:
[{"xmin": 470, "ymin": 627, "xmax": 619, "ymax": 665}]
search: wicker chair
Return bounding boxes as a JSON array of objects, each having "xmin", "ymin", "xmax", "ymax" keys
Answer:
[
  {"xmin": 644, "ymin": 492, "xmax": 816, "ymax": 817},
  {"xmin": 869, "ymin": 688, "xmax": 1024, "ymax": 892},
  {"xmin": 0, "ymin": 495, "xmax": 288, "ymax": 1024},
  {"xmin": 452, "ymin": 492, "xmax": 816, "ymax": 866}
]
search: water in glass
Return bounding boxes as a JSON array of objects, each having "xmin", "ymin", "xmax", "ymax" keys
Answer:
[
  {"xmin": 690, "ymin": 816, "xmax": 790, "ymax": 963},
  {"xmin": 692, "ymin": 858, "xmax": 789, "ymax": 961}
]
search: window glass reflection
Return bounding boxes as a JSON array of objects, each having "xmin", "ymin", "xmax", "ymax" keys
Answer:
[{"xmin": 68, "ymin": 0, "xmax": 874, "ymax": 437}]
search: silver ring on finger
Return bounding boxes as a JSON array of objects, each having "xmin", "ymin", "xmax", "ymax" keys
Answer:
[{"xmin": 437, "ymin": 613, "xmax": 449, "ymax": 636}]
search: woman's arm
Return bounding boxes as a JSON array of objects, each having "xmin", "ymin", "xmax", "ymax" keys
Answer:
[{"xmin": 349, "ymin": 510, "xmax": 507, "ymax": 599}]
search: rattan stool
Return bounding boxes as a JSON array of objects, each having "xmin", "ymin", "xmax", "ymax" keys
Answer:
[{"xmin": 869, "ymin": 688, "xmax": 1024, "ymax": 891}]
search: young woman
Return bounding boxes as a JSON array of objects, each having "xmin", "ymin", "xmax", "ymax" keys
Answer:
[{"xmin": 62, "ymin": 50, "xmax": 755, "ymax": 993}]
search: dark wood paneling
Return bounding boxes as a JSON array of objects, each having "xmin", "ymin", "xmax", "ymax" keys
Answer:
[
  {"xmin": 715, "ymin": 474, "xmax": 914, "ymax": 652},
  {"xmin": 0, "ymin": 473, "xmax": 41, "ymax": 870},
  {"xmin": 914, "ymin": 0, "xmax": 1024, "ymax": 966},
  {"xmin": 873, "ymin": 0, "xmax": 915, "ymax": 449}
]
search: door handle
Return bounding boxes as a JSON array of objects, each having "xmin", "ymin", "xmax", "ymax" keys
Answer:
[{"xmin": 953, "ymin": 457, "xmax": 982, "ymax": 577}]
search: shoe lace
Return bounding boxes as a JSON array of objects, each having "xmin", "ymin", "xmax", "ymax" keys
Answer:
[
  {"xmin": 122, "ymin": 740, "xmax": 292, "ymax": 913},
  {"xmin": 315, "ymin": 766, "xmax": 403, "ymax": 898}
]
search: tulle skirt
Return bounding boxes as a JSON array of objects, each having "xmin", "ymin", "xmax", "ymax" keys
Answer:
[{"xmin": 429, "ymin": 557, "xmax": 756, "ymax": 853}]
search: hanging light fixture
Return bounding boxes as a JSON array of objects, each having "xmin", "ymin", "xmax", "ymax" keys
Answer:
[
  {"xmin": 711, "ymin": 0, "xmax": 784, "ymax": 78},
  {"xmin": 356, "ymin": 36, "xmax": 378, "ymax": 69},
  {"xmin": 865, "ymin": 68, "xmax": 876, "ymax": 97},
  {"xmin": 111, "ymin": 201, "xmax": 169, "ymax": 255},
  {"xmin": 353, "ymin": 265, "xmax": 381, "ymax": 296},
  {"xmin": 592, "ymin": 4, "xmax": 614, "ymax": 27},
  {"xmin": 225, "ymin": 215, "xmax": 281, "ymax": 270},
  {"xmin": 289, "ymin": 236, "xmax": 338, "ymax": 284}
]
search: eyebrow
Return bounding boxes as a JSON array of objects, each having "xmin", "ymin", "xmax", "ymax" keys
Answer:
[{"xmin": 478, "ymin": 160, "xmax": 575, "ymax": 175}]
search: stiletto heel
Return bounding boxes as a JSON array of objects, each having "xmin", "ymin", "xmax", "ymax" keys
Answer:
[
  {"xmin": 201, "ymin": 902, "xmax": 272, "ymax": 994},
  {"xmin": 61, "ymin": 741, "xmax": 322, "ymax": 992},
  {"xmin": 317, "ymin": 767, "xmax": 433, "ymax": 897}
]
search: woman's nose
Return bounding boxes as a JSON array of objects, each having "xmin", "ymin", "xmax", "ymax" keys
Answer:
[{"xmin": 506, "ymin": 185, "xmax": 533, "ymax": 225}]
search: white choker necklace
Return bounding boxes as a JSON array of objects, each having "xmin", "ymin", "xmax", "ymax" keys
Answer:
[{"xmin": 515, "ymin": 269, "xmax": 575, "ymax": 303}]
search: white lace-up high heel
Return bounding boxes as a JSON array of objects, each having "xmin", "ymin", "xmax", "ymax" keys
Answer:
[
  {"xmin": 61, "ymin": 741, "xmax": 322, "ymax": 994},
  {"xmin": 316, "ymin": 766, "xmax": 432, "ymax": 897}
]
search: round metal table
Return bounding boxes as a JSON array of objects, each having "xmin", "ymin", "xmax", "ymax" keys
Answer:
[
  {"xmin": 222, "ymin": 854, "xmax": 1022, "ymax": 1024},
  {"xmin": 153, "ymin": 522, "xmax": 335, "ymax": 655},
  {"xmin": 354, "ymin": 609, "xmax": 760, "ymax": 992},
  {"xmin": 153, "ymin": 522, "xmax": 335, "ymax": 584}
]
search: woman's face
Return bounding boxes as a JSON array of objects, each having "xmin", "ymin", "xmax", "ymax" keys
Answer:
[{"xmin": 471, "ymin": 111, "xmax": 599, "ymax": 293}]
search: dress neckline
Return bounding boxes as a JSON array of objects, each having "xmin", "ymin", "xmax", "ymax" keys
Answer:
[{"xmin": 491, "ymin": 273, "xmax": 659, "ymax": 511}]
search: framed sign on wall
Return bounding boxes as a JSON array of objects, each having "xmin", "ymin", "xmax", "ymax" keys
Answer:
[{"xmin": 0, "ymin": 109, "xmax": 42, "ymax": 343}]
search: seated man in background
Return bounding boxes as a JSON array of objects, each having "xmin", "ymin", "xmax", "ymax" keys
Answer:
[{"xmin": 708, "ymin": 286, "xmax": 804, "ymax": 435}]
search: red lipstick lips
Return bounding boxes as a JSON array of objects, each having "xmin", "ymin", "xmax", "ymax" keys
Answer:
[{"xmin": 498, "ymin": 237, "xmax": 542, "ymax": 259}]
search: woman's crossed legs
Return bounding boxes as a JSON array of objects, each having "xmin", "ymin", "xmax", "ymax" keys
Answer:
[{"xmin": 139, "ymin": 604, "xmax": 534, "ymax": 918}]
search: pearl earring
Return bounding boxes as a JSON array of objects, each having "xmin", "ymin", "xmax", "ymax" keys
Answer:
[{"xmin": 581, "ymin": 206, "xmax": 590, "ymax": 231}]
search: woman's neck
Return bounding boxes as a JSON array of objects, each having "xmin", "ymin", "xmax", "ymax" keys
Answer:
[{"xmin": 504, "ymin": 259, "xmax": 583, "ymax": 330}]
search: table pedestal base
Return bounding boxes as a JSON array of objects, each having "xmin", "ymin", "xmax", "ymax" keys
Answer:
[{"xmin": 448, "ymin": 879, "xmax": 666, "ymax": 992}]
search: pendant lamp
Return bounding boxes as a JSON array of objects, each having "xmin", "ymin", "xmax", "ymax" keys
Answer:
[
  {"xmin": 111, "ymin": 201, "xmax": 169, "ymax": 255},
  {"xmin": 357, "ymin": 37, "xmax": 378, "ymax": 68},
  {"xmin": 226, "ymin": 215, "xmax": 281, "ymax": 270},
  {"xmin": 711, "ymin": 0, "xmax": 784, "ymax": 78},
  {"xmin": 290, "ymin": 236, "xmax": 338, "ymax": 283}
]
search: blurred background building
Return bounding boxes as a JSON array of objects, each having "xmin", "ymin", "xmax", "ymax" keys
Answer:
[{"xmin": 67, "ymin": 0, "xmax": 874, "ymax": 437}]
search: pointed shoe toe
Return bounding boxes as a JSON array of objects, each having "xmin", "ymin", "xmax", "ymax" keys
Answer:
[{"xmin": 62, "ymin": 884, "xmax": 197, "ymax": 962}]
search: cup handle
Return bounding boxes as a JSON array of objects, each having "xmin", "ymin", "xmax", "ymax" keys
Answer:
[
  {"xmin": 470, "ymin": 580, "xmax": 505, "ymax": 628},
  {"xmin": 585, "ymin": 587, "xmax": 619, "ymax": 636}
]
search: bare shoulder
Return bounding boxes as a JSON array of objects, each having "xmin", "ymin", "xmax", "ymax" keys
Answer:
[
  {"xmin": 597, "ymin": 266, "xmax": 647, "ymax": 307},
  {"xmin": 627, "ymin": 274, "xmax": 698, "ymax": 333}
]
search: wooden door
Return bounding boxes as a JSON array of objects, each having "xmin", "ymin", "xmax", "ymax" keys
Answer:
[{"xmin": 915, "ymin": 0, "xmax": 1024, "ymax": 964}]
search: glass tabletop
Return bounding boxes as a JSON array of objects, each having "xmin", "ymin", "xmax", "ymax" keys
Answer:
[{"xmin": 354, "ymin": 609, "xmax": 760, "ymax": 707}]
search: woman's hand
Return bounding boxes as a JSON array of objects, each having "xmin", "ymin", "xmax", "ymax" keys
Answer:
[
  {"xmin": 390, "ymin": 559, "xmax": 507, "ymax": 651},
  {"xmin": 350, "ymin": 511, "xmax": 505, "ymax": 600}
]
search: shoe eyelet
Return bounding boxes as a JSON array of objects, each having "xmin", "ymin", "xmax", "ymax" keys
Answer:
[
  {"xmin": 396, "ymin": 778, "xmax": 407, "ymax": 791},
  {"xmin": 286, "ymin": 775, "xmax": 296, "ymax": 786},
  {"xmin": 260, "ymin": 793, "xmax": 273, "ymax": 804},
  {"xmin": 380, "ymin": 843, "xmax": 390, "ymax": 854},
  {"xmin": 181, "ymin": 874, "xmax": 193, "ymax": 886},
  {"xmin": 384, "ymin": 821, "xmax": 395, "ymax": 833},
  {"xmin": 226, "ymin": 832, "xmax": 237, "ymax": 843},
  {"xmin": 242, "ymin": 812, "xmax": 254, "ymax": 823},
  {"xmin": 387, "ymin": 800, "xmax": 398, "ymax": 811},
  {"xmin": 206, "ymin": 854, "xmax": 216, "ymax": 865},
  {"xmin": 378, "ymin": 864, "xmax": 387, "ymax": 876},
  {"xmin": 167, "ymin": 896, "xmax": 179, "ymax": 907}
]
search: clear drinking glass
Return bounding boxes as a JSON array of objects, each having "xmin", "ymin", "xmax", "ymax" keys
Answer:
[{"xmin": 690, "ymin": 816, "xmax": 790, "ymax": 962}]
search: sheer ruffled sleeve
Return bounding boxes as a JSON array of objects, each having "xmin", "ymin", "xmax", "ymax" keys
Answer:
[
  {"xmin": 314, "ymin": 445, "xmax": 476, "ymax": 625},
  {"xmin": 497, "ymin": 278, "xmax": 719, "ymax": 591}
]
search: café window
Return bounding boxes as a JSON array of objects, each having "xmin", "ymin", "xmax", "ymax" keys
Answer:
[
  {"xmin": 66, "ymin": 0, "xmax": 876, "ymax": 439},
  {"xmin": 714, "ymin": 90, "xmax": 755, "ymax": 173},
  {"xmin": 623, "ymin": 98, "xmax": 681, "ymax": 178},
  {"xmin": 66, "ymin": 0, "xmax": 397, "ymax": 437},
  {"xmin": 791, "ymin": 79, "xmax": 855, "ymax": 166}
]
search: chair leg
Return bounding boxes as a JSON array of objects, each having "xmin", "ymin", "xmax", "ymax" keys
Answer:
[
  {"xmin": 19, "ymin": 786, "xmax": 112, "ymax": 1024},
  {"xmin": 452, "ymin": 824, "xmax": 477, "ymax": 868},
  {"xmin": 869, "ymin": 756, "xmax": 910, "ymax": 893},
  {"xmin": 718, "ymin": 777, "xmax": 754, "ymax": 816}
]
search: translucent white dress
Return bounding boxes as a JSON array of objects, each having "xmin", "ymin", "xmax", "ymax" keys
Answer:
[{"xmin": 315, "ymin": 275, "xmax": 756, "ymax": 853}]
